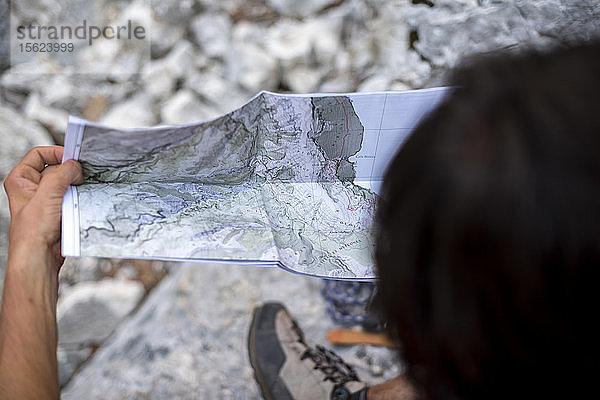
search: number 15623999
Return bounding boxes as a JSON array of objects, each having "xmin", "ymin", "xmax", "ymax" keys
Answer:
[{"xmin": 19, "ymin": 42, "xmax": 74, "ymax": 52}]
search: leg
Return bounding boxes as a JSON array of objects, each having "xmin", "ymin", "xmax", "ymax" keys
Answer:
[{"xmin": 367, "ymin": 375, "xmax": 416, "ymax": 400}]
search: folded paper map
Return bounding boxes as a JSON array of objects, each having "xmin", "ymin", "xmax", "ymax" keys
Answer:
[{"xmin": 62, "ymin": 88, "xmax": 449, "ymax": 279}]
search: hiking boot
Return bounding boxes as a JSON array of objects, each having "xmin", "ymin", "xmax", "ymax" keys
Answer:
[{"xmin": 248, "ymin": 302, "xmax": 368, "ymax": 400}]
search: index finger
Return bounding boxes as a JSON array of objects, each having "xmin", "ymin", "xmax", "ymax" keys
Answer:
[{"xmin": 19, "ymin": 146, "xmax": 65, "ymax": 173}]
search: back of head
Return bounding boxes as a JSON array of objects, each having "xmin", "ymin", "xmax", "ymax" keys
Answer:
[{"xmin": 375, "ymin": 42, "xmax": 600, "ymax": 399}]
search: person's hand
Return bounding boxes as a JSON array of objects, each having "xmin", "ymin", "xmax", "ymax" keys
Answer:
[{"xmin": 3, "ymin": 146, "xmax": 83, "ymax": 272}]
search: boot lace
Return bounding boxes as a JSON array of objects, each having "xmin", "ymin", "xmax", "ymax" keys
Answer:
[{"xmin": 300, "ymin": 344, "xmax": 360, "ymax": 386}]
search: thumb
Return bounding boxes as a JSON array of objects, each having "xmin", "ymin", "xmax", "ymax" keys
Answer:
[{"xmin": 38, "ymin": 159, "xmax": 83, "ymax": 197}]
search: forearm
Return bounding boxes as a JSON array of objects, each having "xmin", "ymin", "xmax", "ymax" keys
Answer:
[{"xmin": 0, "ymin": 242, "xmax": 60, "ymax": 400}]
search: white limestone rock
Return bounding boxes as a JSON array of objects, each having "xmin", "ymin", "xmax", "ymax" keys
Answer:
[
  {"xmin": 150, "ymin": 0, "xmax": 196, "ymax": 24},
  {"xmin": 56, "ymin": 278, "xmax": 144, "ymax": 387},
  {"xmin": 160, "ymin": 89, "xmax": 218, "ymax": 124},
  {"xmin": 229, "ymin": 43, "xmax": 278, "ymax": 92},
  {"xmin": 100, "ymin": 94, "xmax": 156, "ymax": 129},
  {"xmin": 120, "ymin": 0, "xmax": 154, "ymax": 30},
  {"xmin": 0, "ymin": 62, "xmax": 61, "ymax": 92},
  {"xmin": 185, "ymin": 70, "xmax": 249, "ymax": 115},
  {"xmin": 142, "ymin": 40, "xmax": 196, "ymax": 100},
  {"xmin": 370, "ymin": 3, "xmax": 431, "ymax": 88},
  {"xmin": 150, "ymin": 20, "xmax": 187, "ymax": 59},
  {"xmin": 0, "ymin": 105, "xmax": 54, "ymax": 178},
  {"xmin": 390, "ymin": 80, "xmax": 412, "ymax": 91},
  {"xmin": 59, "ymin": 257, "xmax": 103, "ymax": 287},
  {"xmin": 57, "ymin": 279, "xmax": 145, "ymax": 346},
  {"xmin": 58, "ymin": 347, "xmax": 92, "ymax": 388},
  {"xmin": 309, "ymin": 15, "xmax": 344, "ymax": 66},
  {"xmin": 285, "ymin": 65, "xmax": 322, "ymax": 93},
  {"xmin": 266, "ymin": 0, "xmax": 341, "ymax": 18},
  {"xmin": 39, "ymin": 74, "xmax": 76, "ymax": 108},
  {"xmin": 405, "ymin": 3, "xmax": 538, "ymax": 69},
  {"xmin": 266, "ymin": 16, "xmax": 342, "ymax": 68},
  {"xmin": 266, "ymin": 20, "xmax": 313, "ymax": 66},
  {"xmin": 191, "ymin": 12, "xmax": 233, "ymax": 59},
  {"xmin": 228, "ymin": 20, "xmax": 276, "ymax": 93},
  {"xmin": 146, "ymin": 0, "xmax": 188, "ymax": 58},
  {"xmin": 515, "ymin": 0, "xmax": 600, "ymax": 44},
  {"xmin": 73, "ymin": 38, "xmax": 133, "ymax": 80},
  {"xmin": 66, "ymin": 1, "xmax": 151, "ymax": 80},
  {"xmin": 141, "ymin": 61, "xmax": 177, "ymax": 99},
  {"xmin": 161, "ymin": 40, "xmax": 196, "ymax": 79},
  {"xmin": 319, "ymin": 73, "xmax": 356, "ymax": 93},
  {"xmin": 231, "ymin": 20, "xmax": 268, "ymax": 46},
  {"xmin": 264, "ymin": 17, "xmax": 342, "ymax": 91},
  {"xmin": 399, "ymin": 0, "xmax": 600, "ymax": 82},
  {"xmin": 24, "ymin": 92, "xmax": 69, "ymax": 136},
  {"xmin": 0, "ymin": 0, "xmax": 9, "ymax": 71},
  {"xmin": 11, "ymin": 0, "xmax": 69, "ymax": 24},
  {"xmin": 357, "ymin": 75, "xmax": 391, "ymax": 92}
]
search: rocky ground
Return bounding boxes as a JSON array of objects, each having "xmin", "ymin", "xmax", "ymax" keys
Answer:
[{"xmin": 1, "ymin": 0, "xmax": 599, "ymax": 398}]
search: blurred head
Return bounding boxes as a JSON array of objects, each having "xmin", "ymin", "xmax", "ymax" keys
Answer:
[{"xmin": 375, "ymin": 42, "xmax": 600, "ymax": 399}]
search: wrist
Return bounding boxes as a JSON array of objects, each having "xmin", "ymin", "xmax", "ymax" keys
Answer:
[
  {"xmin": 8, "ymin": 238, "xmax": 59, "ymax": 275},
  {"xmin": 6, "ymin": 242, "xmax": 60, "ymax": 308}
]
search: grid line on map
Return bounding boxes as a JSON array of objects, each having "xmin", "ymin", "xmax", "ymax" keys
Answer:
[
  {"xmin": 309, "ymin": 128, "xmax": 325, "ymax": 255},
  {"xmin": 368, "ymin": 93, "xmax": 388, "ymax": 183}
]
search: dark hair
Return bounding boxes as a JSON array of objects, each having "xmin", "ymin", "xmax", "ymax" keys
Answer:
[{"xmin": 375, "ymin": 42, "xmax": 600, "ymax": 399}]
